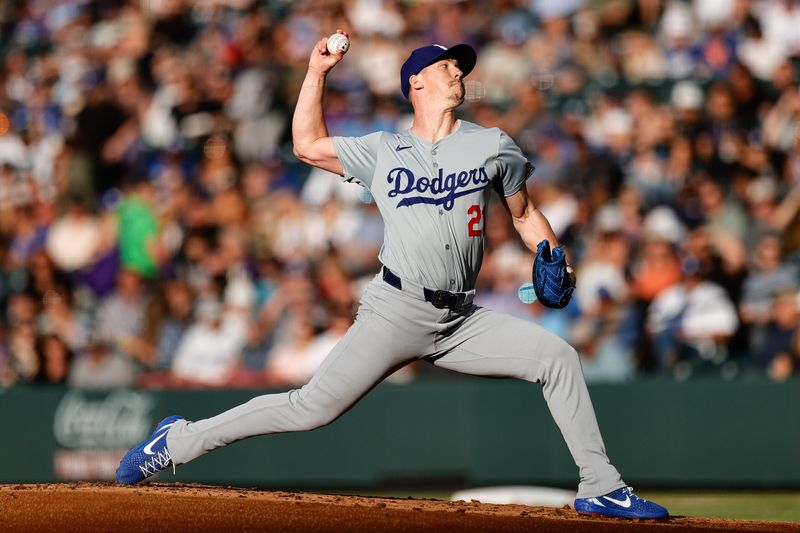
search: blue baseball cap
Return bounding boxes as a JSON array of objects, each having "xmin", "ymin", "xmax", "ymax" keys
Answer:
[{"xmin": 400, "ymin": 44, "xmax": 477, "ymax": 100}]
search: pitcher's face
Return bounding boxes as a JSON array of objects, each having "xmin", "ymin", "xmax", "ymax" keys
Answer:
[{"xmin": 417, "ymin": 59, "xmax": 465, "ymax": 105}]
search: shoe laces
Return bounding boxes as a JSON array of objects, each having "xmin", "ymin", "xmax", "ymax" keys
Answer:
[
  {"xmin": 624, "ymin": 486, "xmax": 647, "ymax": 502},
  {"xmin": 137, "ymin": 447, "xmax": 172, "ymax": 478}
]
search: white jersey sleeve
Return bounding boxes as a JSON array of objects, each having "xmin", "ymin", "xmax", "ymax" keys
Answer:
[
  {"xmin": 494, "ymin": 131, "xmax": 534, "ymax": 197},
  {"xmin": 332, "ymin": 132, "xmax": 384, "ymax": 188}
]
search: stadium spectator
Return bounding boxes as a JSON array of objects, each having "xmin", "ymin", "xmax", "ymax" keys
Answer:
[
  {"xmin": 170, "ymin": 296, "xmax": 248, "ymax": 388},
  {"xmin": 45, "ymin": 195, "xmax": 103, "ymax": 272},
  {"xmin": 95, "ymin": 268, "xmax": 148, "ymax": 363},
  {"xmin": 756, "ymin": 289, "xmax": 800, "ymax": 382},
  {"xmin": 129, "ymin": 277, "xmax": 195, "ymax": 373},
  {"xmin": 571, "ymin": 230, "xmax": 636, "ymax": 382},
  {"xmin": 739, "ymin": 231, "xmax": 799, "ymax": 357},
  {"xmin": 647, "ymin": 255, "xmax": 739, "ymax": 375},
  {"xmin": 68, "ymin": 335, "xmax": 137, "ymax": 390},
  {"xmin": 35, "ymin": 334, "xmax": 72, "ymax": 385},
  {"xmin": 265, "ymin": 316, "xmax": 322, "ymax": 386}
]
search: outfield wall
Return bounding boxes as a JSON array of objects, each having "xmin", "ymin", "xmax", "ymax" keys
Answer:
[{"xmin": 1, "ymin": 378, "xmax": 798, "ymax": 488}]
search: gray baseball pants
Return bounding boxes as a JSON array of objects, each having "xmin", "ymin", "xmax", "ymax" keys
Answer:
[{"xmin": 166, "ymin": 274, "xmax": 625, "ymax": 498}]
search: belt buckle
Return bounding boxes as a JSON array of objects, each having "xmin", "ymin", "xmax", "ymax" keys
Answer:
[{"xmin": 430, "ymin": 290, "xmax": 451, "ymax": 309}]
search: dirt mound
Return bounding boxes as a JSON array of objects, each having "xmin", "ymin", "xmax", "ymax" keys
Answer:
[{"xmin": 1, "ymin": 483, "xmax": 798, "ymax": 532}]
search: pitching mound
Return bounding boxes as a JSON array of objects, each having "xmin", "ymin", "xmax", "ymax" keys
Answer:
[{"xmin": 2, "ymin": 483, "xmax": 798, "ymax": 532}]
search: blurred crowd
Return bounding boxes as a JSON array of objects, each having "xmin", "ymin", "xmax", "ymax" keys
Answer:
[{"xmin": 1, "ymin": 0, "xmax": 799, "ymax": 390}]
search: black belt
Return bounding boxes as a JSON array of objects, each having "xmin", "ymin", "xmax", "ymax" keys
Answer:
[{"xmin": 382, "ymin": 267, "xmax": 471, "ymax": 311}]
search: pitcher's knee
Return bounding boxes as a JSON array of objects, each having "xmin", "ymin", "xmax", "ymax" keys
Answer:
[
  {"xmin": 294, "ymin": 398, "xmax": 346, "ymax": 430},
  {"xmin": 307, "ymin": 406, "xmax": 341, "ymax": 429},
  {"xmin": 527, "ymin": 341, "xmax": 581, "ymax": 384},
  {"xmin": 550, "ymin": 343, "xmax": 582, "ymax": 376},
  {"xmin": 561, "ymin": 343, "xmax": 582, "ymax": 366}
]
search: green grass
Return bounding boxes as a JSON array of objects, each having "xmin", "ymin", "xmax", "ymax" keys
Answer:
[
  {"xmin": 330, "ymin": 489, "xmax": 800, "ymax": 523},
  {"xmin": 637, "ymin": 491, "xmax": 800, "ymax": 523}
]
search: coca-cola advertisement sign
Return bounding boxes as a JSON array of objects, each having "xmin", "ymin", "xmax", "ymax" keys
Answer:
[{"xmin": 53, "ymin": 390, "xmax": 154, "ymax": 449}]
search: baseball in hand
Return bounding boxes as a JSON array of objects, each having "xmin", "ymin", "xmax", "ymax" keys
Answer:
[{"xmin": 327, "ymin": 33, "xmax": 350, "ymax": 55}]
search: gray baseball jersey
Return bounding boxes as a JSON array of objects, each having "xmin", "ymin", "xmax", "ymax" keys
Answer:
[
  {"xmin": 333, "ymin": 120, "xmax": 532, "ymax": 292},
  {"xmin": 165, "ymin": 120, "xmax": 625, "ymax": 499}
]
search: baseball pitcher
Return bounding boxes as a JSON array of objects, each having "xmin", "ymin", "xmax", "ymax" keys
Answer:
[{"xmin": 116, "ymin": 31, "xmax": 668, "ymax": 520}]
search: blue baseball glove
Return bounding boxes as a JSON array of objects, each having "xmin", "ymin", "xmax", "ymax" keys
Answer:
[{"xmin": 532, "ymin": 240, "xmax": 575, "ymax": 309}]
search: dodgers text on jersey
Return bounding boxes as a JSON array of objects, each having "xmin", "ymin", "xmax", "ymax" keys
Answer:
[{"xmin": 386, "ymin": 166, "xmax": 490, "ymax": 211}]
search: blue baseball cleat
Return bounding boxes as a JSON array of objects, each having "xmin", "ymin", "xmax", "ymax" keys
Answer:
[
  {"xmin": 116, "ymin": 415, "xmax": 183, "ymax": 485},
  {"xmin": 574, "ymin": 486, "xmax": 669, "ymax": 520}
]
